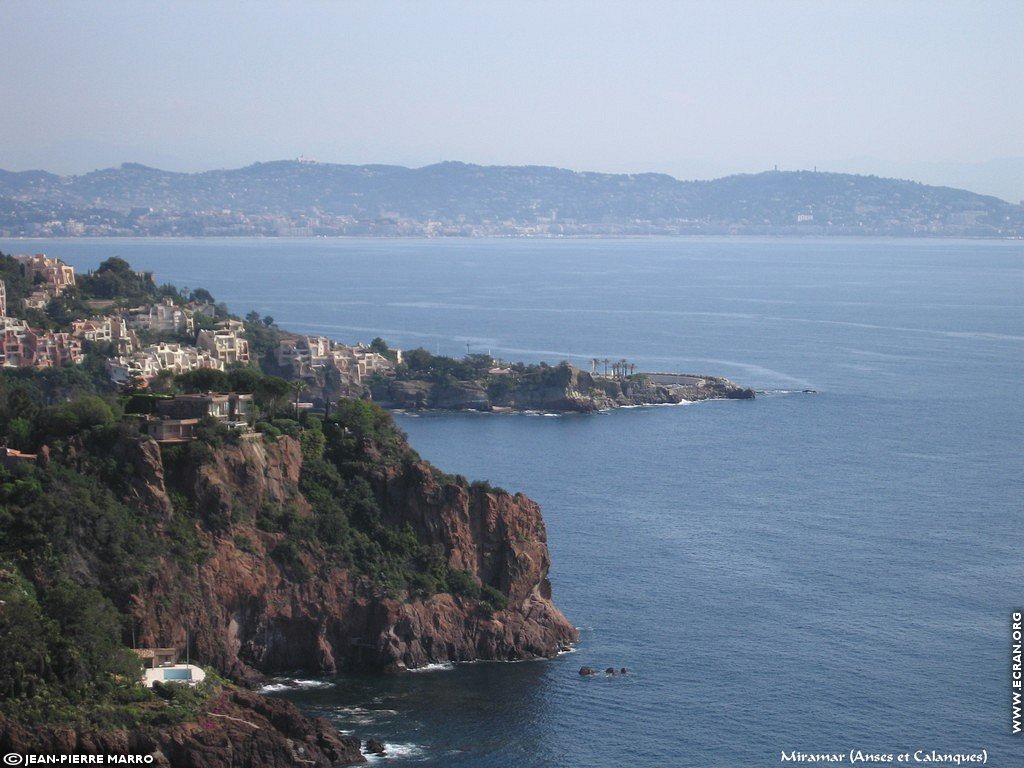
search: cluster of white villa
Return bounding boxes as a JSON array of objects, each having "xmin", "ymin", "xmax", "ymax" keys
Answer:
[
  {"xmin": 3, "ymin": 253, "xmax": 403, "ymax": 394},
  {"xmin": 107, "ymin": 317, "xmax": 252, "ymax": 386},
  {"xmin": 277, "ymin": 335, "xmax": 397, "ymax": 386},
  {"xmin": 124, "ymin": 297, "xmax": 196, "ymax": 336},
  {"xmin": 0, "ymin": 254, "xmax": 253, "ymax": 383}
]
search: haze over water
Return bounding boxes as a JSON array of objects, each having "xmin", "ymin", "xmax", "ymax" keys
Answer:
[{"xmin": 4, "ymin": 236, "xmax": 1021, "ymax": 766}]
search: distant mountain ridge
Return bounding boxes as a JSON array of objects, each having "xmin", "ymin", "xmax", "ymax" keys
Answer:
[{"xmin": 1, "ymin": 160, "xmax": 1021, "ymax": 237}]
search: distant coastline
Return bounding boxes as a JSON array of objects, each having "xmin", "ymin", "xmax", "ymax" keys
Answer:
[{"xmin": 2, "ymin": 161, "xmax": 1021, "ymax": 238}]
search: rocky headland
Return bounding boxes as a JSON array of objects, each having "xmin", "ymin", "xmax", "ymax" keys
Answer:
[
  {"xmin": 130, "ymin": 431, "xmax": 576, "ymax": 680},
  {"xmin": 0, "ymin": 396, "xmax": 576, "ymax": 767},
  {"xmin": 370, "ymin": 362, "xmax": 754, "ymax": 412}
]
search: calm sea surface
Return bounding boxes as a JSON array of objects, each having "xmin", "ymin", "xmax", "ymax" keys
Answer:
[{"xmin": 3, "ymin": 237, "xmax": 1022, "ymax": 767}]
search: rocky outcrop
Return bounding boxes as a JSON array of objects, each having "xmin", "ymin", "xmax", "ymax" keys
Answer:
[
  {"xmin": 371, "ymin": 364, "xmax": 754, "ymax": 412},
  {"xmin": 127, "ymin": 433, "xmax": 577, "ymax": 682},
  {"xmin": 112, "ymin": 435, "xmax": 174, "ymax": 519},
  {"xmin": 0, "ymin": 688, "xmax": 365, "ymax": 767}
]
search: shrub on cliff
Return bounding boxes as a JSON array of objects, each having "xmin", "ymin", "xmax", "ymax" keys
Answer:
[
  {"xmin": 269, "ymin": 540, "xmax": 310, "ymax": 582},
  {"xmin": 446, "ymin": 569, "xmax": 482, "ymax": 599},
  {"xmin": 480, "ymin": 584, "xmax": 509, "ymax": 613},
  {"xmin": 324, "ymin": 398, "xmax": 416, "ymax": 467}
]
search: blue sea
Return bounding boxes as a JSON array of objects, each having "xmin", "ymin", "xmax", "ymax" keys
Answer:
[{"xmin": 3, "ymin": 236, "xmax": 1022, "ymax": 767}]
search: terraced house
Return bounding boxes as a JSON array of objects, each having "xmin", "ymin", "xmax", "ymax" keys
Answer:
[
  {"xmin": 197, "ymin": 319, "xmax": 250, "ymax": 365},
  {"xmin": 277, "ymin": 335, "xmax": 395, "ymax": 385}
]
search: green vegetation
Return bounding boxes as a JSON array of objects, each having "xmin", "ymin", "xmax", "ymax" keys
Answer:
[
  {"xmin": 389, "ymin": 345, "xmax": 605, "ymax": 406},
  {"xmin": 76, "ymin": 257, "xmax": 158, "ymax": 304},
  {"xmin": 291, "ymin": 400, "xmax": 460, "ymax": 596},
  {"xmin": 0, "ymin": 567, "xmax": 156, "ymax": 725},
  {"xmin": 243, "ymin": 311, "xmax": 284, "ymax": 373},
  {"xmin": 397, "ymin": 348, "xmax": 494, "ymax": 383}
]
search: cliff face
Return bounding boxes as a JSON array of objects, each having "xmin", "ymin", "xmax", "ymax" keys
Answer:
[
  {"xmin": 369, "ymin": 461, "xmax": 574, "ymax": 667},
  {"xmin": 129, "ymin": 432, "xmax": 577, "ymax": 682},
  {"xmin": 371, "ymin": 365, "xmax": 755, "ymax": 412}
]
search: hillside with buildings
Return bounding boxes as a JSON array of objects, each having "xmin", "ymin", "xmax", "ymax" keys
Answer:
[
  {"xmin": 0, "ymin": 251, "xmax": 399, "ymax": 440},
  {"xmin": 0, "ymin": 253, "xmax": 577, "ymax": 765},
  {"xmin": 1, "ymin": 161, "xmax": 1022, "ymax": 237}
]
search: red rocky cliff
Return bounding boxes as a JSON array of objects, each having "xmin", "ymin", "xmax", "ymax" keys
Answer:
[{"xmin": 129, "ymin": 432, "xmax": 577, "ymax": 682}]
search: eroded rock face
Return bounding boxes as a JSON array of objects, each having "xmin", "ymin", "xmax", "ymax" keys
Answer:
[
  {"xmin": 0, "ymin": 688, "xmax": 366, "ymax": 767},
  {"xmin": 111, "ymin": 436, "xmax": 174, "ymax": 519},
  {"xmin": 129, "ymin": 434, "xmax": 577, "ymax": 681}
]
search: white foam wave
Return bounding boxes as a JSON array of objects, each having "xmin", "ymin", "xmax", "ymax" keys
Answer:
[
  {"xmin": 334, "ymin": 706, "xmax": 400, "ymax": 716},
  {"xmin": 407, "ymin": 662, "xmax": 456, "ymax": 673},
  {"xmin": 618, "ymin": 400, "xmax": 694, "ymax": 409},
  {"xmin": 259, "ymin": 678, "xmax": 335, "ymax": 693},
  {"xmin": 332, "ymin": 706, "xmax": 401, "ymax": 727},
  {"xmin": 363, "ymin": 742, "xmax": 426, "ymax": 761}
]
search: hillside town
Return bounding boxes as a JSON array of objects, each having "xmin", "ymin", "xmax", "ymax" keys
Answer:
[{"xmin": 0, "ymin": 252, "xmax": 398, "ymax": 393}]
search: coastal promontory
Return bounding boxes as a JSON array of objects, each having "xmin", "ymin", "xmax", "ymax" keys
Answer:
[{"xmin": 371, "ymin": 362, "xmax": 754, "ymax": 412}]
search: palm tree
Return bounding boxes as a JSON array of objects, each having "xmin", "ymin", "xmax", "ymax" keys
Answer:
[{"xmin": 291, "ymin": 380, "xmax": 309, "ymax": 419}]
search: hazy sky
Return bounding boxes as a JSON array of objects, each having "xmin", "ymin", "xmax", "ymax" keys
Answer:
[{"xmin": 2, "ymin": 1, "xmax": 1022, "ymax": 199}]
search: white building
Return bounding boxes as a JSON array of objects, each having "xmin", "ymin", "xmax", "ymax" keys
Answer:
[
  {"xmin": 126, "ymin": 298, "xmax": 195, "ymax": 336},
  {"xmin": 277, "ymin": 335, "xmax": 396, "ymax": 384},
  {"xmin": 108, "ymin": 342, "xmax": 223, "ymax": 384},
  {"xmin": 196, "ymin": 321, "xmax": 250, "ymax": 366},
  {"xmin": 71, "ymin": 315, "xmax": 136, "ymax": 354}
]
